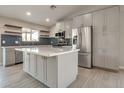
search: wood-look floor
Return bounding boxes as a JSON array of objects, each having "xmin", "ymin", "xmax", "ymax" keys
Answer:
[{"xmin": 0, "ymin": 64, "xmax": 124, "ymax": 88}]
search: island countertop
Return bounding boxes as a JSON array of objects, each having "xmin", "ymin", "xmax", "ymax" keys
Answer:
[{"xmin": 15, "ymin": 46, "xmax": 80, "ymax": 57}]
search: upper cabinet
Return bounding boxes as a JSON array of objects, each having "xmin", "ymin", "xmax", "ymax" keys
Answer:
[
  {"xmin": 64, "ymin": 20, "xmax": 73, "ymax": 38},
  {"xmin": 56, "ymin": 21, "xmax": 65, "ymax": 31},
  {"xmin": 72, "ymin": 16, "xmax": 81, "ymax": 28},
  {"xmin": 50, "ymin": 21, "xmax": 65, "ymax": 37},
  {"xmin": 50, "ymin": 20, "xmax": 73, "ymax": 38},
  {"xmin": 50, "ymin": 13, "xmax": 92, "ymax": 38},
  {"xmin": 82, "ymin": 13, "xmax": 92, "ymax": 26},
  {"xmin": 72, "ymin": 13, "xmax": 92, "ymax": 28}
]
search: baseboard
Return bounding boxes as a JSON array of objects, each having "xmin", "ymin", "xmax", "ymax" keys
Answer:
[
  {"xmin": 119, "ymin": 66, "xmax": 124, "ymax": 70},
  {"xmin": 93, "ymin": 66, "xmax": 119, "ymax": 72}
]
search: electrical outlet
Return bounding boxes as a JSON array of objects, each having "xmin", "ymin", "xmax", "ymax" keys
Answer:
[
  {"xmin": 2, "ymin": 40, "xmax": 6, "ymax": 44},
  {"xmin": 15, "ymin": 41, "xmax": 19, "ymax": 44}
]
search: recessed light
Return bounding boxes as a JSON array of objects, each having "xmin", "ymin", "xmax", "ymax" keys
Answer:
[
  {"xmin": 26, "ymin": 12, "xmax": 31, "ymax": 16},
  {"xmin": 46, "ymin": 18, "xmax": 50, "ymax": 22}
]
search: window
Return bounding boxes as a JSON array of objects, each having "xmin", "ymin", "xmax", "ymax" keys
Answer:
[
  {"xmin": 22, "ymin": 28, "xmax": 39, "ymax": 42},
  {"xmin": 32, "ymin": 30, "xmax": 39, "ymax": 41}
]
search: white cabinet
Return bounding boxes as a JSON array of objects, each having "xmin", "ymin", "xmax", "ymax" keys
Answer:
[
  {"xmin": 93, "ymin": 9, "xmax": 106, "ymax": 68},
  {"xmin": 23, "ymin": 52, "xmax": 30, "ymax": 72},
  {"xmin": 36, "ymin": 56, "xmax": 45, "ymax": 82},
  {"xmin": 72, "ymin": 13, "xmax": 92, "ymax": 28},
  {"xmin": 29, "ymin": 54, "xmax": 37, "ymax": 76},
  {"xmin": 104, "ymin": 7, "xmax": 119, "ymax": 70},
  {"xmin": 56, "ymin": 21, "xmax": 65, "ymax": 31},
  {"xmin": 22, "ymin": 50, "xmax": 78, "ymax": 88},
  {"xmin": 64, "ymin": 20, "xmax": 72, "ymax": 38},
  {"xmin": 93, "ymin": 6, "xmax": 119, "ymax": 70},
  {"xmin": 72, "ymin": 16, "xmax": 82, "ymax": 28},
  {"xmin": 46, "ymin": 57, "xmax": 57, "ymax": 88},
  {"xmin": 23, "ymin": 53, "xmax": 47, "ymax": 83},
  {"xmin": 50, "ymin": 21, "xmax": 65, "ymax": 37},
  {"xmin": 81, "ymin": 13, "xmax": 92, "ymax": 26}
]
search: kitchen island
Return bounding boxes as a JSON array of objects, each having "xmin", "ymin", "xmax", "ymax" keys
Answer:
[{"xmin": 15, "ymin": 46, "xmax": 79, "ymax": 88}]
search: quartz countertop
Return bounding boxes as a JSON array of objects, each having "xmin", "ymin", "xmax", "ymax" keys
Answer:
[
  {"xmin": 1, "ymin": 45, "xmax": 52, "ymax": 48},
  {"xmin": 15, "ymin": 46, "xmax": 79, "ymax": 57}
]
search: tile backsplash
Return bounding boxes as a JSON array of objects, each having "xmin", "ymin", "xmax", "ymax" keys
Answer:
[
  {"xmin": 1, "ymin": 34, "xmax": 72, "ymax": 46},
  {"xmin": 1, "ymin": 34, "xmax": 59, "ymax": 46},
  {"xmin": 1, "ymin": 34, "xmax": 21, "ymax": 46}
]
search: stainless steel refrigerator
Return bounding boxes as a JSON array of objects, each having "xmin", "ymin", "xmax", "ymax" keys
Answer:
[{"xmin": 77, "ymin": 26, "xmax": 92, "ymax": 68}]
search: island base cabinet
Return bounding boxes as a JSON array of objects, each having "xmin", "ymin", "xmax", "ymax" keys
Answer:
[
  {"xmin": 36, "ymin": 56, "xmax": 47, "ymax": 84},
  {"xmin": 57, "ymin": 52, "xmax": 78, "ymax": 88},
  {"xmin": 46, "ymin": 52, "xmax": 78, "ymax": 88},
  {"xmin": 29, "ymin": 54, "xmax": 37, "ymax": 77},
  {"xmin": 46, "ymin": 57, "xmax": 57, "ymax": 88},
  {"xmin": 23, "ymin": 51, "xmax": 78, "ymax": 88},
  {"xmin": 23, "ymin": 52, "xmax": 30, "ymax": 72}
]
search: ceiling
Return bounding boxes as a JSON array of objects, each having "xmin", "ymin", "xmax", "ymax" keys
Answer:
[{"xmin": 0, "ymin": 5, "xmax": 84, "ymax": 27}]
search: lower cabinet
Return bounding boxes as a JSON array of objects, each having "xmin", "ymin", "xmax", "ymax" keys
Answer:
[
  {"xmin": 30, "ymin": 54, "xmax": 37, "ymax": 76},
  {"xmin": 36, "ymin": 56, "xmax": 46, "ymax": 83},
  {"xmin": 23, "ymin": 52, "xmax": 30, "ymax": 72},
  {"xmin": 23, "ymin": 52, "xmax": 78, "ymax": 88},
  {"xmin": 46, "ymin": 57, "xmax": 57, "ymax": 87},
  {"xmin": 23, "ymin": 53, "xmax": 47, "ymax": 85}
]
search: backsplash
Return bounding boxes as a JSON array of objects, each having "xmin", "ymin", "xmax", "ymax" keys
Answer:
[
  {"xmin": 1, "ymin": 34, "xmax": 71, "ymax": 46},
  {"xmin": 1, "ymin": 34, "xmax": 21, "ymax": 46},
  {"xmin": 65, "ymin": 38, "xmax": 72, "ymax": 46}
]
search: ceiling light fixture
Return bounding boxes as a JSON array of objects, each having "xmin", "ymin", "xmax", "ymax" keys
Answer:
[
  {"xmin": 46, "ymin": 18, "xmax": 50, "ymax": 22},
  {"xmin": 50, "ymin": 5, "xmax": 56, "ymax": 10},
  {"xmin": 26, "ymin": 12, "xmax": 31, "ymax": 16}
]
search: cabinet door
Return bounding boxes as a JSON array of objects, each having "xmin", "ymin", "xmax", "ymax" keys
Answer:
[
  {"xmin": 36, "ymin": 56, "xmax": 44, "ymax": 82},
  {"xmin": 72, "ymin": 13, "xmax": 92, "ymax": 28},
  {"xmin": 46, "ymin": 57, "xmax": 57, "ymax": 88},
  {"xmin": 64, "ymin": 20, "xmax": 72, "ymax": 38},
  {"xmin": 56, "ymin": 22, "xmax": 65, "ymax": 31},
  {"xmin": 104, "ymin": 7, "xmax": 119, "ymax": 70},
  {"xmin": 23, "ymin": 52, "xmax": 30, "ymax": 72},
  {"xmin": 59, "ymin": 21, "xmax": 65, "ymax": 31},
  {"xmin": 82, "ymin": 13, "xmax": 92, "ymax": 26},
  {"xmin": 92, "ymin": 10, "xmax": 106, "ymax": 67},
  {"xmin": 72, "ymin": 16, "xmax": 82, "ymax": 28},
  {"xmin": 29, "ymin": 54, "xmax": 37, "ymax": 76}
]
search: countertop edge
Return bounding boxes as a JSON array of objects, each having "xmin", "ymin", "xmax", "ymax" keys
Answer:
[{"xmin": 15, "ymin": 48, "xmax": 80, "ymax": 57}]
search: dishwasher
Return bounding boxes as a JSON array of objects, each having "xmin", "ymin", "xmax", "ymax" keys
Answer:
[{"xmin": 15, "ymin": 50, "xmax": 23, "ymax": 64}]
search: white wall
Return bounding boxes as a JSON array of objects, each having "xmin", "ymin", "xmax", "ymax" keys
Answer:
[
  {"xmin": 0, "ymin": 16, "xmax": 49, "ymax": 65},
  {"xmin": 0, "ymin": 16, "xmax": 49, "ymax": 31}
]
